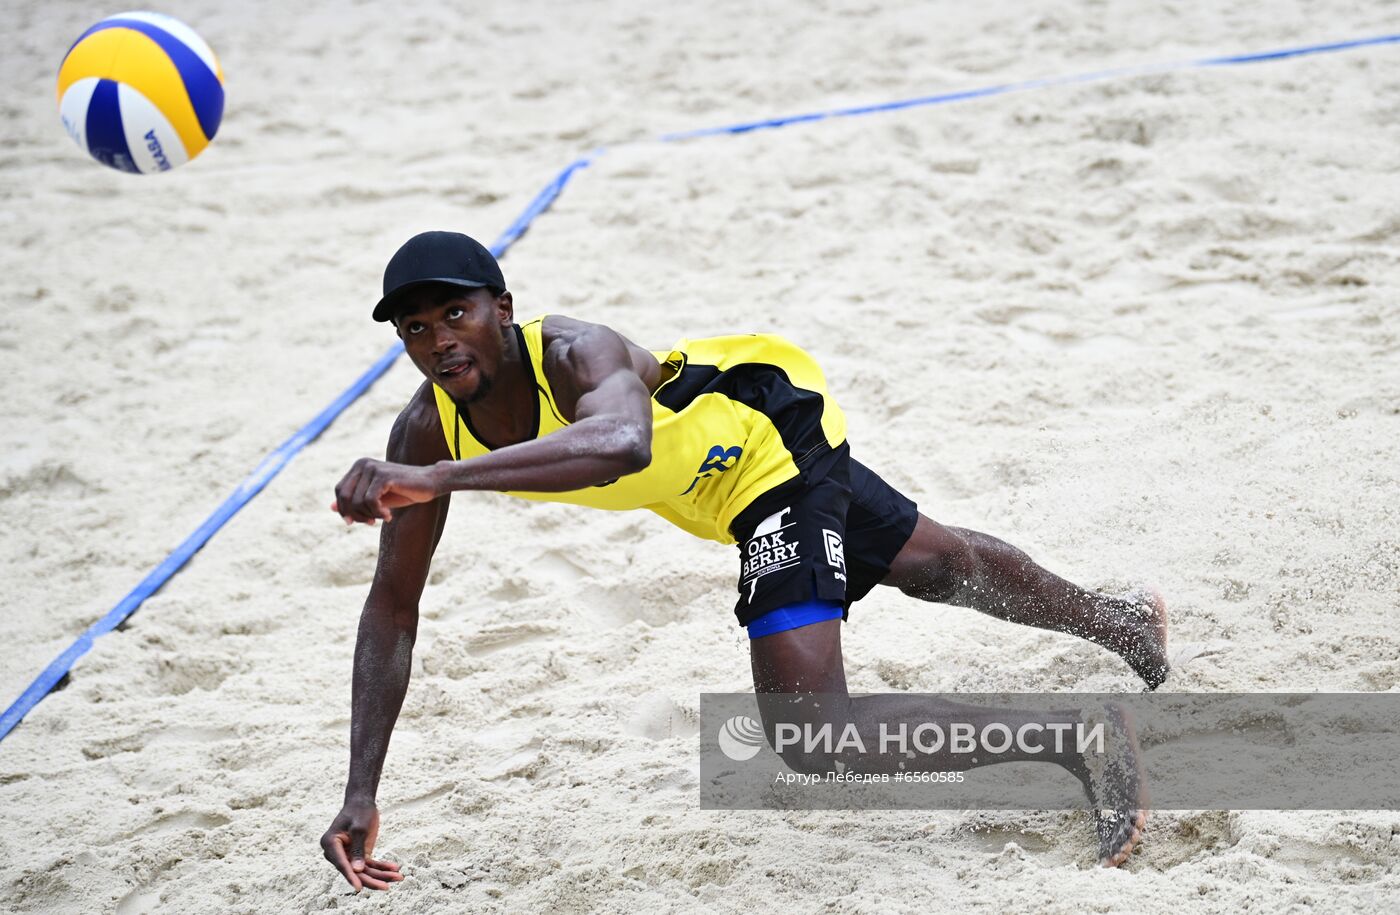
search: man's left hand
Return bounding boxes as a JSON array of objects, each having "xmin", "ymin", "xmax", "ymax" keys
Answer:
[{"xmin": 332, "ymin": 458, "xmax": 441, "ymax": 525}]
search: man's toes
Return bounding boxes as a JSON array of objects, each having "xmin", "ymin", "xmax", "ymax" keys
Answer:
[
  {"xmin": 1097, "ymin": 817, "xmax": 1144, "ymax": 868},
  {"xmin": 1111, "ymin": 828, "xmax": 1142, "ymax": 867}
]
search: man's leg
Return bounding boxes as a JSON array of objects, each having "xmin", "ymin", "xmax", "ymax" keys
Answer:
[
  {"xmin": 749, "ymin": 620, "xmax": 1148, "ymax": 867},
  {"xmin": 880, "ymin": 515, "xmax": 1170, "ymax": 688}
]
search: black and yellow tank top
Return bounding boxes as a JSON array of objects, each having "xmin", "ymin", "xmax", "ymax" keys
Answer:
[{"xmin": 432, "ymin": 316, "xmax": 847, "ymax": 544}]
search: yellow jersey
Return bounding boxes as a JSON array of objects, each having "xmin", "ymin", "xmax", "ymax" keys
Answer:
[{"xmin": 431, "ymin": 316, "xmax": 847, "ymax": 544}]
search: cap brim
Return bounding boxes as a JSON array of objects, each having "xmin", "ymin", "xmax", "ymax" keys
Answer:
[{"xmin": 372, "ymin": 277, "xmax": 491, "ymax": 322}]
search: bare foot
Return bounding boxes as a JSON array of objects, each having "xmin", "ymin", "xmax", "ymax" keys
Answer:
[
  {"xmin": 1109, "ymin": 586, "xmax": 1170, "ymax": 690},
  {"xmin": 1084, "ymin": 703, "xmax": 1149, "ymax": 867}
]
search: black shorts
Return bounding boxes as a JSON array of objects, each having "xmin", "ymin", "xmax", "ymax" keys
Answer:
[{"xmin": 727, "ymin": 444, "xmax": 919, "ymax": 627}]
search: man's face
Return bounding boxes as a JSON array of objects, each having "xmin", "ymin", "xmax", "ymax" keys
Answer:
[{"xmin": 395, "ymin": 286, "xmax": 514, "ymax": 403}]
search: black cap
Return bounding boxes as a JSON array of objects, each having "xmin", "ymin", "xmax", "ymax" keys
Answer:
[{"xmin": 373, "ymin": 231, "xmax": 506, "ymax": 322}]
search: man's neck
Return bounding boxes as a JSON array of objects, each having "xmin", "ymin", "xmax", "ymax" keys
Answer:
[{"xmin": 464, "ymin": 324, "xmax": 537, "ymax": 448}]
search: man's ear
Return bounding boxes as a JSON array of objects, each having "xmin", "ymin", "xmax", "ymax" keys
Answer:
[{"xmin": 496, "ymin": 290, "xmax": 514, "ymax": 325}]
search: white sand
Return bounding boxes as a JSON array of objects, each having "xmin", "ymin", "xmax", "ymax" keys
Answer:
[{"xmin": 2, "ymin": 0, "xmax": 1398, "ymax": 911}]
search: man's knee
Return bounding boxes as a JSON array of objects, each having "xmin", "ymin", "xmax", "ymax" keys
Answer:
[{"xmin": 893, "ymin": 524, "xmax": 979, "ymax": 603}]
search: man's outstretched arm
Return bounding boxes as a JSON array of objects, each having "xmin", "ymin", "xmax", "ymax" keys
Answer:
[
  {"xmin": 333, "ymin": 319, "xmax": 653, "ymax": 524},
  {"xmin": 321, "ymin": 385, "xmax": 450, "ymax": 892}
]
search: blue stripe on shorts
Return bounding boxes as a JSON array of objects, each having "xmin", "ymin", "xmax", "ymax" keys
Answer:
[{"xmin": 745, "ymin": 599, "xmax": 844, "ymax": 639}]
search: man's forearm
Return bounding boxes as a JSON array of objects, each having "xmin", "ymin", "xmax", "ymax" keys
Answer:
[
  {"xmin": 345, "ymin": 605, "xmax": 417, "ymax": 803},
  {"xmin": 432, "ymin": 414, "xmax": 650, "ymax": 494}
]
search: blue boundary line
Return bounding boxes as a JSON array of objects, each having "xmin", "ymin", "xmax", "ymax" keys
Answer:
[
  {"xmin": 657, "ymin": 33, "xmax": 1400, "ymax": 142},
  {"xmin": 2, "ymin": 31, "xmax": 1396, "ymax": 743},
  {"xmin": 0, "ymin": 343, "xmax": 405, "ymax": 740}
]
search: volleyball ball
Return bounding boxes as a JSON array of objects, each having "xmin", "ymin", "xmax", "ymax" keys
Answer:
[{"xmin": 57, "ymin": 11, "xmax": 224, "ymax": 174}]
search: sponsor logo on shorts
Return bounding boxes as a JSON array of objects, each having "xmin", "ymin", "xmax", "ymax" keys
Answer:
[
  {"xmin": 823, "ymin": 529, "xmax": 846, "ymax": 582},
  {"xmin": 741, "ymin": 507, "xmax": 797, "ymax": 602},
  {"xmin": 680, "ymin": 444, "xmax": 742, "ymax": 495}
]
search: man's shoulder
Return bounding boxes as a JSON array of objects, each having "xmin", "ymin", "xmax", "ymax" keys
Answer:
[
  {"xmin": 536, "ymin": 313, "xmax": 626, "ymax": 378},
  {"xmin": 388, "ymin": 381, "xmax": 451, "ymax": 464},
  {"xmin": 537, "ymin": 312, "xmax": 646, "ymax": 360},
  {"xmin": 537, "ymin": 313, "xmax": 603, "ymax": 349}
]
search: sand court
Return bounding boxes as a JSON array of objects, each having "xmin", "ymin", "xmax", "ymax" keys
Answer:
[{"xmin": 2, "ymin": 0, "xmax": 1398, "ymax": 910}]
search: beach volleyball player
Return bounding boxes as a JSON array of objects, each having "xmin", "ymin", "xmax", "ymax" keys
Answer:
[{"xmin": 320, "ymin": 231, "xmax": 1171, "ymax": 889}]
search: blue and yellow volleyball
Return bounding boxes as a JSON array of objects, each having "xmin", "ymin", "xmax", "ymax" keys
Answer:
[{"xmin": 57, "ymin": 11, "xmax": 224, "ymax": 174}]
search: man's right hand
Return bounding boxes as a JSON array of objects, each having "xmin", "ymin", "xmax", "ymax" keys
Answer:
[{"xmin": 320, "ymin": 801, "xmax": 403, "ymax": 892}]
